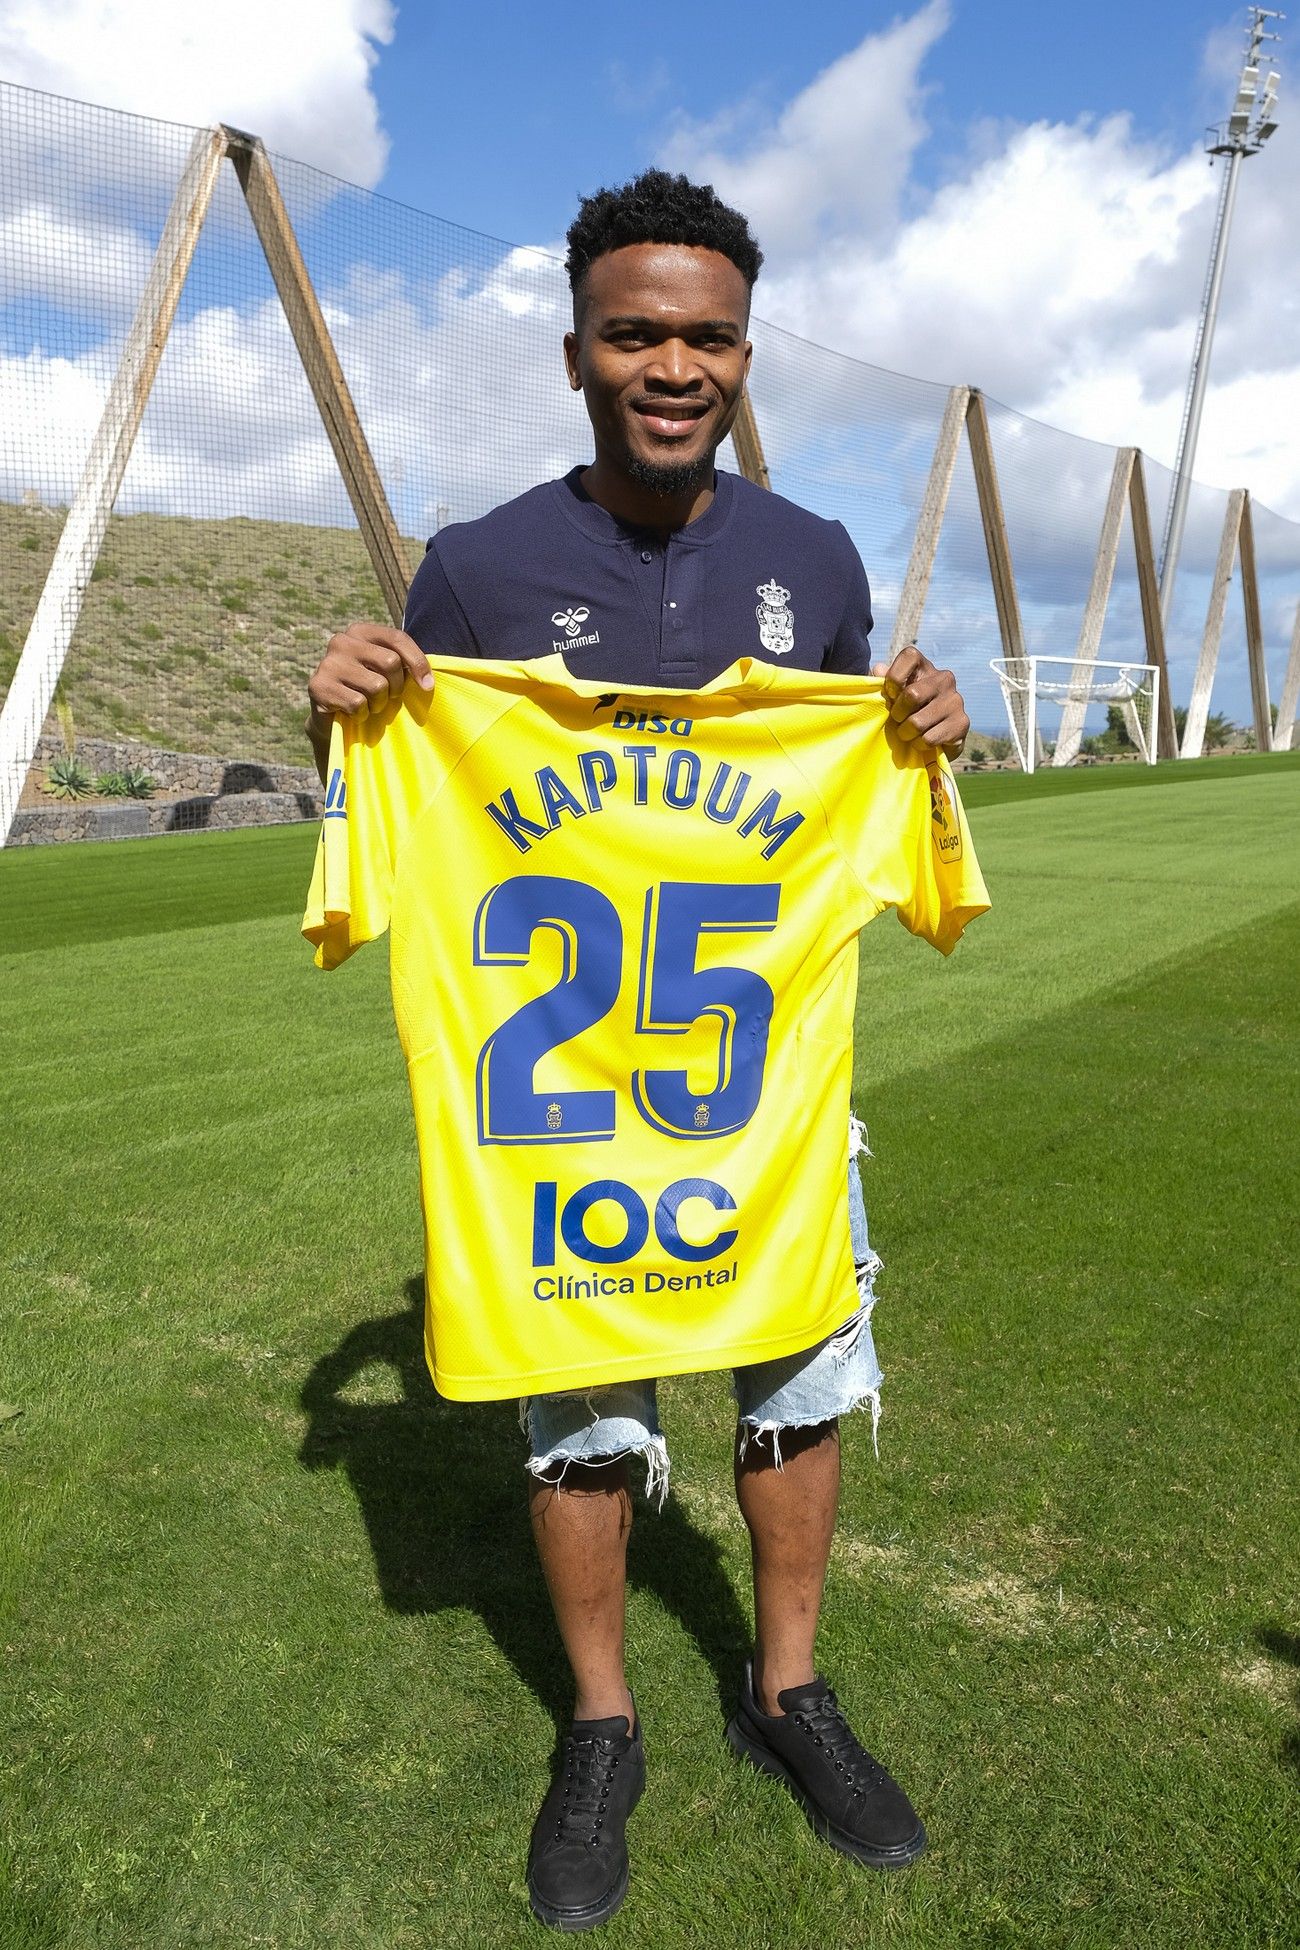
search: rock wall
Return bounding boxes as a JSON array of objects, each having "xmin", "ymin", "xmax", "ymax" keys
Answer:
[{"xmin": 13, "ymin": 734, "xmax": 324, "ymax": 846}]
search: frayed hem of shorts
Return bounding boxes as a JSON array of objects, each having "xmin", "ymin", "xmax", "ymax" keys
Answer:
[
  {"xmin": 523, "ymin": 1430, "xmax": 671, "ymax": 1511},
  {"xmin": 737, "ymin": 1385, "xmax": 882, "ymax": 1470}
]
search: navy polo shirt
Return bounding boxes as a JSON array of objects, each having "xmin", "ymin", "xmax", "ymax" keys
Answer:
[{"xmin": 403, "ymin": 466, "xmax": 873, "ymax": 687}]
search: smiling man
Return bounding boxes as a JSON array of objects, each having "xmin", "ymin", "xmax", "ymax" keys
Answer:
[{"xmin": 307, "ymin": 169, "xmax": 970, "ymax": 1932}]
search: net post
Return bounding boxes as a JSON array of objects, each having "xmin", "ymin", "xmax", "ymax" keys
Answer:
[
  {"xmin": 1274, "ymin": 601, "xmax": 1300, "ymax": 752},
  {"xmin": 1182, "ymin": 488, "xmax": 1244, "ymax": 758},
  {"xmin": 1237, "ymin": 492, "xmax": 1273, "ymax": 751},
  {"xmin": 1027, "ymin": 658, "xmax": 1038, "ymax": 774},
  {"xmin": 731, "ymin": 392, "xmax": 771, "ymax": 490},
  {"xmin": 224, "ymin": 130, "xmax": 413, "ymax": 627},
  {"xmin": 1053, "ymin": 447, "xmax": 1134, "ymax": 765},
  {"xmin": 1127, "ymin": 451, "xmax": 1178, "ymax": 760},
  {"xmin": 891, "ymin": 385, "xmax": 970, "ymax": 656},
  {"xmin": 0, "ymin": 125, "xmax": 227, "ymax": 847}
]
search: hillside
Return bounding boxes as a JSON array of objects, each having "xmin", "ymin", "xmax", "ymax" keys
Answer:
[{"xmin": 1, "ymin": 499, "xmax": 420, "ymax": 767}]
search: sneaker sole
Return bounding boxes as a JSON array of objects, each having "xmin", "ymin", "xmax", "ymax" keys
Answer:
[
  {"xmin": 725, "ymin": 1716, "xmax": 927, "ymax": 1871},
  {"xmin": 528, "ymin": 1857, "xmax": 630, "ymax": 1934}
]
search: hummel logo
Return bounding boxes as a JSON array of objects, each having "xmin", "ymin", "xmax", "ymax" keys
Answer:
[
  {"xmin": 550, "ymin": 603, "xmax": 601, "ymax": 654},
  {"xmin": 595, "ymin": 692, "xmax": 620, "ymax": 711}
]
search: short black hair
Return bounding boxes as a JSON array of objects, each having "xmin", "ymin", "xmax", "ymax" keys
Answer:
[{"xmin": 565, "ymin": 168, "xmax": 763, "ymax": 300}]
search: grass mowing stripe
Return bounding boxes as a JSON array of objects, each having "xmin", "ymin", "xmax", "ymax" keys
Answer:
[
  {"xmin": 2, "ymin": 773, "xmax": 1297, "ymax": 1946},
  {"xmin": 2, "ymin": 751, "xmax": 1296, "ymax": 959},
  {"xmin": 957, "ymin": 745, "xmax": 1300, "ymax": 808},
  {"xmin": 0, "ymin": 820, "xmax": 319, "ymax": 955}
]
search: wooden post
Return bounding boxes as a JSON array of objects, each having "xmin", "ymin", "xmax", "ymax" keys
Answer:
[
  {"xmin": 0, "ymin": 127, "xmax": 226, "ymax": 846},
  {"xmin": 1274, "ymin": 601, "xmax": 1300, "ymax": 753},
  {"xmin": 1127, "ymin": 452, "xmax": 1179, "ymax": 760},
  {"xmin": 1236, "ymin": 492, "xmax": 1273, "ymax": 751},
  {"xmin": 731, "ymin": 392, "xmax": 770, "ymax": 490},
  {"xmin": 965, "ymin": 389, "xmax": 1039, "ymax": 763},
  {"xmin": 1053, "ymin": 447, "xmax": 1134, "ymax": 766},
  {"xmin": 966, "ymin": 391, "xmax": 1024, "ymax": 661},
  {"xmin": 224, "ymin": 129, "xmax": 413, "ymax": 625},
  {"xmin": 1185, "ymin": 487, "xmax": 1247, "ymax": 760},
  {"xmin": 1181, "ymin": 489, "xmax": 1244, "ymax": 760},
  {"xmin": 890, "ymin": 385, "xmax": 970, "ymax": 656}
]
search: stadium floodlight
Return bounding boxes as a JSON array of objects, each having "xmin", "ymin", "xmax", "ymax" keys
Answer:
[
  {"xmin": 1229, "ymin": 64, "xmax": 1259, "ymax": 135},
  {"xmin": 1158, "ymin": 9, "xmax": 1285, "ymax": 633}
]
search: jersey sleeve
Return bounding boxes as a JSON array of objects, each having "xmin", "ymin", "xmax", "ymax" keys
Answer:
[
  {"xmin": 838, "ymin": 743, "xmax": 989, "ymax": 955},
  {"xmin": 403, "ymin": 538, "xmax": 479, "ymax": 657},
  {"xmin": 820, "ymin": 525, "xmax": 875, "ymax": 676},
  {"xmin": 301, "ymin": 687, "xmax": 443, "ymax": 969}
]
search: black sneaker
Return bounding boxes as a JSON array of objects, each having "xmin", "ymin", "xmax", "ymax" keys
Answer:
[
  {"xmin": 726, "ymin": 1661, "xmax": 926, "ymax": 1869},
  {"xmin": 527, "ymin": 1711, "xmax": 645, "ymax": 1932}
]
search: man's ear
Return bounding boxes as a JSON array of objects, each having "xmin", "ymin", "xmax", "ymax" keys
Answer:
[{"xmin": 563, "ymin": 330, "xmax": 582, "ymax": 392}]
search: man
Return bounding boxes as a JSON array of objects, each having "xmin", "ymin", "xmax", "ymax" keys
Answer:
[{"xmin": 307, "ymin": 170, "xmax": 970, "ymax": 1932}]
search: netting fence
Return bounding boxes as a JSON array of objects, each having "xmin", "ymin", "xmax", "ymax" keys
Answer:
[{"xmin": 3, "ymin": 80, "xmax": 1298, "ymax": 842}]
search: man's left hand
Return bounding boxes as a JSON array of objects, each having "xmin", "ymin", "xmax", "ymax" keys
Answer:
[{"xmin": 871, "ymin": 646, "xmax": 969, "ymax": 760}]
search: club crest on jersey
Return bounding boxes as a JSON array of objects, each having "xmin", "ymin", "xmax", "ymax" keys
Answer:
[
  {"xmin": 756, "ymin": 579, "xmax": 794, "ymax": 656},
  {"xmin": 551, "ymin": 604, "xmax": 601, "ymax": 653},
  {"xmin": 928, "ymin": 766, "xmax": 964, "ymax": 861}
]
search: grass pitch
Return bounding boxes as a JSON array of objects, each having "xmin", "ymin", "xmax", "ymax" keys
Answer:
[{"xmin": 2, "ymin": 757, "xmax": 1298, "ymax": 1949}]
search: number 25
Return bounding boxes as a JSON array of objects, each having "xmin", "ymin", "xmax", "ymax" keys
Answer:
[{"xmin": 475, "ymin": 875, "xmax": 779, "ymax": 1145}]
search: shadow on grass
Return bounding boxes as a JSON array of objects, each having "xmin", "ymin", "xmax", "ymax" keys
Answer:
[
  {"xmin": 1255, "ymin": 1624, "xmax": 1300, "ymax": 1781},
  {"xmin": 298, "ymin": 1277, "xmax": 751, "ymax": 1731}
]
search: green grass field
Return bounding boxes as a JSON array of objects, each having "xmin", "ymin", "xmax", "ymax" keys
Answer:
[{"xmin": 2, "ymin": 757, "xmax": 1298, "ymax": 1949}]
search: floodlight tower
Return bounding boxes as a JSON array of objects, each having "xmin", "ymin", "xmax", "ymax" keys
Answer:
[{"xmin": 1158, "ymin": 7, "xmax": 1283, "ymax": 627}]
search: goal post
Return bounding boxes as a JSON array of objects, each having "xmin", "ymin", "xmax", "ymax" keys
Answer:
[{"xmin": 991, "ymin": 657, "xmax": 1161, "ymax": 774}]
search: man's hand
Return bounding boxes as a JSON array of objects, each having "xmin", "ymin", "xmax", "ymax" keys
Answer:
[
  {"xmin": 306, "ymin": 623, "xmax": 433, "ymax": 782},
  {"xmin": 870, "ymin": 645, "xmax": 969, "ymax": 759}
]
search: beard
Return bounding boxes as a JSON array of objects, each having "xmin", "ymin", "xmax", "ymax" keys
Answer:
[{"xmin": 623, "ymin": 447, "xmax": 716, "ymax": 499}]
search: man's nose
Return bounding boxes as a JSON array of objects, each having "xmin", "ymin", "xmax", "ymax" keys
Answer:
[{"xmin": 644, "ymin": 337, "xmax": 700, "ymax": 389}]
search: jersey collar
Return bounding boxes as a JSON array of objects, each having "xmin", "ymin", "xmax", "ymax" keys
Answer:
[{"xmin": 553, "ymin": 465, "xmax": 737, "ymax": 549}]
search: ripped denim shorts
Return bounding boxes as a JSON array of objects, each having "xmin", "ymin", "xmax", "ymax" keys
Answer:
[{"xmin": 521, "ymin": 1117, "xmax": 884, "ymax": 1506}]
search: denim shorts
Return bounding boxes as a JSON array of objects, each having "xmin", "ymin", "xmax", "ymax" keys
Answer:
[{"xmin": 521, "ymin": 1118, "xmax": 885, "ymax": 1504}]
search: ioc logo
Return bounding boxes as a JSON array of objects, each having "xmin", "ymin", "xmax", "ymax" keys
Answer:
[{"xmin": 532, "ymin": 1177, "xmax": 737, "ymax": 1266}]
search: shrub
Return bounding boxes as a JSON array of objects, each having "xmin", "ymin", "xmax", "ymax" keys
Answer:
[
  {"xmin": 123, "ymin": 766, "xmax": 156, "ymax": 799},
  {"xmin": 44, "ymin": 756, "xmax": 94, "ymax": 799},
  {"xmin": 96, "ymin": 771, "xmax": 129, "ymax": 796}
]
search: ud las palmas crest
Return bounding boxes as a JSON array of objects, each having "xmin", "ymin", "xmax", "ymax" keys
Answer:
[{"xmin": 756, "ymin": 578, "xmax": 794, "ymax": 655}]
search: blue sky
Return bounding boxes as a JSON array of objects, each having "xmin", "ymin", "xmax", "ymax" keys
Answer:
[{"xmin": 374, "ymin": 0, "xmax": 1246, "ymax": 244}]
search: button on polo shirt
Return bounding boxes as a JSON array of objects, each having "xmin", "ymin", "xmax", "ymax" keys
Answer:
[{"xmin": 403, "ymin": 466, "xmax": 876, "ymax": 688}]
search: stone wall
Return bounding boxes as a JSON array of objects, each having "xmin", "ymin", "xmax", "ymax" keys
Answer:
[{"xmin": 13, "ymin": 734, "xmax": 324, "ymax": 846}]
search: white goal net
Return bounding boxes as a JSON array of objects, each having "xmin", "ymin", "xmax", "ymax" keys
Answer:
[{"xmin": 990, "ymin": 657, "xmax": 1161, "ymax": 773}]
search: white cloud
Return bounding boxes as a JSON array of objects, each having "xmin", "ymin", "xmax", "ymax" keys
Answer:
[
  {"xmin": 664, "ymin": 8, "xmax": 1300, "ymax": 522},
  {"xmin": 661, "ymin": 1, "xmax": 950, "ymax": 259},
  {"xmin": 0, "ymin": 0, "xmax": 394, "ymax": 184}
]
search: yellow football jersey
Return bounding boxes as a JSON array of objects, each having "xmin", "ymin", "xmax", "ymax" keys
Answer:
[{"xmin": 303, "ymin": 654, "xmax": 989, "ymax": 1401}]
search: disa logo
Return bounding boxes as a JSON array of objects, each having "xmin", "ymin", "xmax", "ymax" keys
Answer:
[{"xmin": 928, "ymin": 766, "xmax": 963, "ymax": 861}]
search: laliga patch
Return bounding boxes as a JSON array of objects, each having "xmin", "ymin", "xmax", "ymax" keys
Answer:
[{"xmin": 928, "ymin": 765, "xmax": 964, "ymax": 863}]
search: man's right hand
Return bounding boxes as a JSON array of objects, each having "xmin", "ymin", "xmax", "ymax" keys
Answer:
[{"xmin": 306, "ymin": 623, "xmax": 433, "ymax": 781}]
